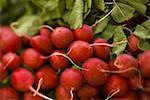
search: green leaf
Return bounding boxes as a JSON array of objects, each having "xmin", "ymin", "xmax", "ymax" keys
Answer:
[
  {"xmin": 68, "ymin": 0, "xmax": 84, "ymax": 29},
  {"xmin": 93, "ymin": 0, "xmax": 105, "ymax": 11},
  {"xmin": 142, "ymin": 19, "xmax": 150, "ymax": 31},
  {"xmin": 83, "ymin": 0, "xmax": 92, "ymax": 18},
  {"xmin": 111, "ymin": 26, "xmax": 127, "ymax": 57},
  {"xmin": 94, "ymin": 16, "xmax": 110, "ymax": 34},
  {"xmin": 138, "ymin": 39, "xmax": 150, "ymax": 50},
  {"xmin": 134, "ymin": 25, "xmax": 150, "ymax": 39},
  {"xmin": 66, "ymin": 0, "xmax": 74, "ymax": 10},
  {"xmin": 94, "ymin": 24, "xmax": 116, "ymax": 40},
  {"xmin": 31, "ymin": 0, "xmax": 59, "ymax": 11},
  {"xmin": 125, "ymin": 0, "xmax": 147, "ymax": 15},
  {"xmin": 11, "ymin": 15, "xmax": 43, "ymax": 37},
  {"xmin": 111, "ymin": 3, "xmax": 135, "ymax": 23}
]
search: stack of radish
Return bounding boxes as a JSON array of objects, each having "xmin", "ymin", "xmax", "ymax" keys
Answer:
[{"xmin": 0, "ymin": 25, "xmax": 150, "ymax": 100}]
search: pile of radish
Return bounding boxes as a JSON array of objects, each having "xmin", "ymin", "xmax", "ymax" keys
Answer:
[{"xmin": 0, "ymin": 23, "xmax": 150, "ymax": 100}]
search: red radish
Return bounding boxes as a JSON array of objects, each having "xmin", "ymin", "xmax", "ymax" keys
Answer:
[
  {"xmin": 39, "ymin": 27, "xmax": 52, "ymax": 38},
  {"xmin": 82, "ymin": 58, "xmax": 109, "ymax": 86},
  {"xmin": 35, "ymin": 65, "xmax": 58, "ymax": 90},
  {"xmin": 92, "ymin": 38, "xmax": 110, "ymax": 59},
  {"xmin": 0, "ymin": 62, "xmax": 7, "ymax": 82},
  {"xmin": 127, "ymin": 34, "xmax": 139, "ymax": 53},
  {"xmin": 2, "ymin": 52, "xmax": 21, "ymax": 70},
  {"xmin": 143, "ymin": 79, "xmax": 150, "ymax": 93},
  {"xmin": 73, "ymin": 24, "xmax": 93, "ymax": 42},
  {"xmin": 0, "ymin": 26, "xmax": 21, "ymax": 52},
  {"xmin": 49, "ymin": 50, "xmax": 70, "ymax": 70},
  {"xmin": 60, "ymin": 68, "xmax": 83, "ymax": 92},
  {"xmin": 128, "ymin": 74, "xmax": 144, "ymax": 90},
  {"xmin": 21, "ymin": 48, "xmax": 44, "ymax": 69},
  {"xmin": 11, "ymin": 68, "xmax": 53, "ymax": 100},
  {"xmin": 106, "ymin": 75, "xmax": 128, "ymax": 97},
  {"xmin": 138, "ymin": 50, "xmax": 150, "ymax": 77},
  {"xmin": 78, "ymin": 84, "xmax": 99, "ymax": 99},
  {"xmin": 113, "ymin": 54, "xmax": 138, "ymax": 78},
  {"xmin": 108, "ymin": 60, "xmax": 118, "ymax": 71},
  {"xmin": 0, "ymin": 50, "xmax": 2, "ymax": 59},
  {"xmin": 30, "ymin": 35, "xmax": 53, "ymax": 54},
  {"xmin": 51, "ymin": 27, "xmax": 73, "ymax": 48},
  {"xmin": 111, "ymin": 91, "xmax": 137, "ymax": 100},
  {"xmin": 67, "ymin": 40, "xmax": 93, "ymax": 63},
  {"xmin": 55, "ymin": 85, "xmax": 72, "ymax": 100},
  {"xmin": 0, "ymin": 86, "xmax": 19, "ymax": 100},
  {"xmin": 23, "ymin": 92, "xmax": 44, "ymax": 100},
  {"xmin": 138, "ymin": 91, "xmax": 150, "ymax": 100}
]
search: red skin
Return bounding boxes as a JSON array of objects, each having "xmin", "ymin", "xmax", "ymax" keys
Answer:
[
  {"xmin": 0, "ymin": 62, "xmax": 7, "ymax": 82},
  {"xmin": 138, "ymin": 91, "xmax": 150, "ymax": 100},
  {"xmin": 0, "ymin": 26, "xmax": 21, "ymax": 53},
  {"xmin": 30, "ymin": 35, "xmax": 53, "ymax": 54},
  {"xmin": 93, "ymin": 38, "xmax": 110, "ymax": 59},
  {"xmin": 143, "ymin": 79, "xmax": 150, "ymax": 93},
  {"xmin": 111, "ymin": 91, "xmax": 137, "ymax": 100},
  {"xmin": 127, "ymin": 34, "xmax": 139, "ymax": 53},
  {"xmin": 68, "ymin": 40, "xmax": 93, "ymax": 64},
  {"xmin": 0, "ymin": 50, "xmax": 2, "ymax": 59},
  {"xmin": 39, "ymin": 27, "xmax": 52, "ymax": 39},
  {"xmin": 138, "ymin": 50, "xmax": 150, "ymax": 77},
  {"xmin": 114, "ymin": 54, "xmax": 138, "ymax": 78},
  {"xmin": 11, "ymin": 68, "xmax": 34, "ymax": 92},
  {"xmin": 0, "ymin": 86, "xmax": 19, "ymax": 100},
  {"xmin": 23, "ymin": 92, "xmax": 44, "ymax": 100},
  {"xmin": 60, "ymin": 68, "xmax": 83, "ymax": 92},
  {"xmin": 128, "ymin": 75, "xmax": 144, "ymax": 90},
  {"xmin": 106, "ymin": 75, "xmax": 128, "ymax": 97},
  {"xmin": 82, "ymin": 58, "xmax": 109, "ymax": 86},
  {"xmin": 51, "ymin": 27, "xmax": 73, "ymax": 48},
  {"xmin": 78, "ymin": 84, "xmax": 99, "ymax": 99},
  {"xmin": 21, "ymin": 48, "xmax": 44, "ymax": 69},
  {"xmin": 35, "ymin": 65, "xmax": 58, "ymax": 90},
  {"xmin": 2, "ymin": 52, "xmax": 21, "ymax": 70},
  {"xmin": 108, "ymin": 60, "xmax": 118, "ymax": 71},
  {"xmin": 49, "ymin": 50, "xmax": 70, "ymax": 70},
  {"xmin": 55, "ymin": 85, "xmax": 71, "ymax": 100},
  {"xmin": 73, "ymin": 24, "xmax": 93, "ymax": 42}
]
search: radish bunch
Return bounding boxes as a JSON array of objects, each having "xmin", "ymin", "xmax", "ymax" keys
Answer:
[{"xmin": 0, "ymin": 25, "xmax": 150, "ymax": 100}]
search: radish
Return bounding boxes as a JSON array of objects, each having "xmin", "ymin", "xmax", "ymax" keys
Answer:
[
  {"xmin": 11, "ymin": 68, "xmax": 53, "ymax": 100},
  {"xmin": 138, "ymin": 50, "xmax": 150, "ymax": 77},
  {"xmin": 0, "ymin": 86, "xmax": 19, "ymax": 100},
  {"xmin": 108, "ymin": 60, "xmax": 118, "ymax": 71},
  {"xmin": 92, "ymin": 38, "xmax": 110, "ymax": 59},
  {"xmin": 67, "ymin": 40, "xmax": 93, "ymax": 63},
  {"xmin": 0, "ymin": 26, "xmax": 21, "ymax": 52},
  {"xmin": 73, "ymin": 24, "xmax": 93, "ymax": 42},
  {"xmin": 105, "ymin": 75, "xmax": 128, "ymax": 98},
  {"xmin": 30, "ymin": 35, "xmax": 53, "ymax": 54},
  {"xmin": 78, "ymin": 84, "xmax": 99, "ymax": 99},
  {"xmin": 138, "ymin": 91, "xmax": 150, "ymax": 100},
  {"xmin": 60, "ymin": 68, "xmax": 83, "ymax": 92},
  {"xmin": 143, "ymin": 78, "xmax": 150, "ymax": 93},
  {"xmin": 82, "ymin": 58, "xmax": 109, "ymax": 86},
  {"xmin": 111, "ymin": 91, "xmax": 137, "ymax": 100},
  {"xmin": 55, "ymin": 85, "xmax": 72, "ymax": 100},
  {"xmin": 0, "ymin": 50, "xmax": 2, "ymax": 59},
  {"xmin": 49, "ymin": 50, "xmax": 70, "ymax": 70},
  {"xmin": 112, "ymin": 54, "xmax": 138, "ymax": 78},
  {"xmin": 35, "ymin": 65, "xmax": 58, "ymax": 90},
  {"xmin": 39, "ymin": 27, "xmax": 52, "ymax": 39},
  {"xmin": 23, "ymin": 92, "xmax": 44, "ymax": 100},
  {"xmin": 127, "ymin": 34, "xmax": 140, "ymax": 53},
  {"xmin": 51, "ymin": 27, "xmax": 73, "ymax": 48},
  {"xmin": 21, "ymin": 48, "xmax": 44, "ymax": 69},
  {"xmin": 2, "ymin": 52, "xmax": 21, "ymax": 70},
  {"xmin": 128, "ymin": 74, "xmax": 144, "ymax": 90},
  {"xmin": 0, "ymin": 62, "xmax": 7, "ymax": 82}
]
